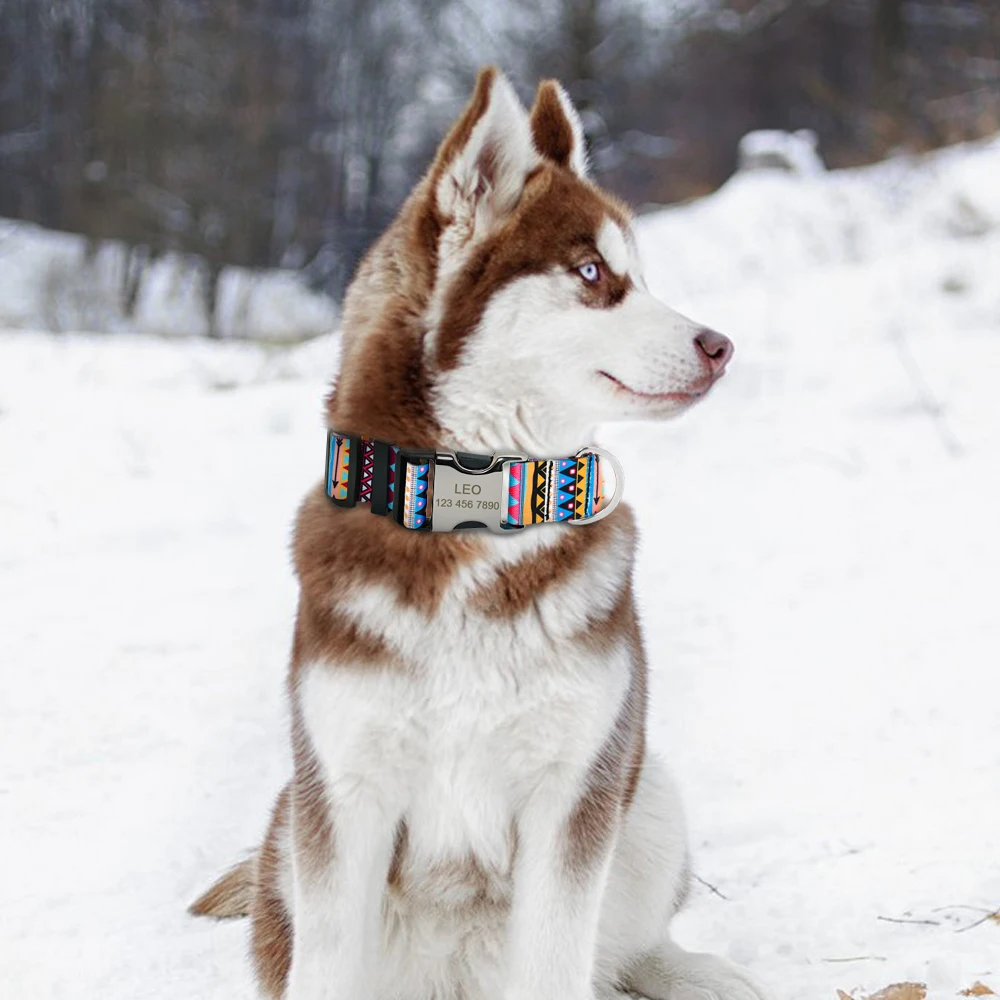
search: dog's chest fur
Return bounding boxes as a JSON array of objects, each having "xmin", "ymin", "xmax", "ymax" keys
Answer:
[{"xmin": 291, "ymin": 499, "xmax": 641, "ymax": 985}]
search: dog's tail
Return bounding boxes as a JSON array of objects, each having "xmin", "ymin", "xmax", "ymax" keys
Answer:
[{"xmin": 189, "ymin": 856, "xmax": 256, "ymax": 920}]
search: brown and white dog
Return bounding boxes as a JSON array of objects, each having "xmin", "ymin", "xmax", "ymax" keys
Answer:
[{"xmin": 192, "ymin": 68, "xmax": 771, "ymax": 1000}]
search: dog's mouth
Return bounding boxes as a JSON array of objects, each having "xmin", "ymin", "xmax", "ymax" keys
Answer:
[{"xmin": 597, "ymin": 370, "xmax": 720, "ymax": 405}]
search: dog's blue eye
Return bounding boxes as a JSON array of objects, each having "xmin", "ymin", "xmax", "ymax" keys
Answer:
[{"xmin": 577, "ymin": 262, "xmax": 601, "ymax": 284}]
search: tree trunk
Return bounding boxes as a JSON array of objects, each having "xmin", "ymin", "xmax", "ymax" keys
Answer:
[{"xmin": 872, "ymin": 0, "xmax": 906, "ymax": 104}]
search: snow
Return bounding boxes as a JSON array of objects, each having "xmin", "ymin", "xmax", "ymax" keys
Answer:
[
  {"xmin": 0, "ymin": 218, "xmax": 338, "ymax": 341},
  {"xmin": 2, "ymin": 135, "xmax": 999, "ymax": 999},
  {"xmin": 737, "ymin": 129, "xmax": 826, "ymax": 176}
]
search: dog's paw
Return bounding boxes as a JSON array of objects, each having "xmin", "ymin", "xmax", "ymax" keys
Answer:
[
  {"xmin": 669, "ymin": 954, "xmax": 772, "ymax": 1000},
  {"xmin": 627, "ymin": 949, "xmax": 775, "ymax": 1000}
]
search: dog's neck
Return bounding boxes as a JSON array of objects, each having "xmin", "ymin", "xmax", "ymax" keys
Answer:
[
  {"xmin": 329, "ymin": 338, "xmax": 597, "ymax": 459},
  {"xmin": 435, "ymin": 410, "xmax": 599, "ymax": 462}
]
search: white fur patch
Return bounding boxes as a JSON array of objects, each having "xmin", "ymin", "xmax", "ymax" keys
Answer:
[
  {"xmin": 433, "ymin": 269, "xmax": 711, "ymax": 457},
  {"xmin": 292, "ymin": 599, "xmax": 635, "ymax": 998},
  {"xmin": 596, "ymin": 219, "xmax": 631, "ymax": 277}
]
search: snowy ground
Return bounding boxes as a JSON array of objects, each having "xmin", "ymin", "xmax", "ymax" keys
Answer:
[{"xmin": 2, "ymin": 137, "xmax": 999, "ymax": 999}]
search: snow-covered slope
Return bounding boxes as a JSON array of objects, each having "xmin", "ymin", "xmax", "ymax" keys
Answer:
[{"xmin": 1, "ymin": 137, "xmax": 999, "ymax": 1000}]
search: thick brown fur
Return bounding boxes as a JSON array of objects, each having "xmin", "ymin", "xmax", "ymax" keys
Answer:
[
  {"xmin": 292, "ymin": 486, "xmax": 484, "ymax": 622},
  {"xmin": 329, "ymin": 67, "xmax": 504, "ymax": 449},
  {"xmin": 529, "ymin": 80, "xmax": 578, "ymax": 169},
  {"xmin": 188, "ymin": 857, "xmax": 255, "ymax": 919},
  {"xmin": 251, "ymin": 786, "xmax": 294, "ymax": 998}
]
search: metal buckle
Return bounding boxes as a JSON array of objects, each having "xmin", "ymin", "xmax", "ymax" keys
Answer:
[
  {"xmin": 430, "ymin": 451, "xmax": 525, "ymax": 533},
  {"xmin": 393, "ymin": 446, "xmax": 624, "ymax": 532}
]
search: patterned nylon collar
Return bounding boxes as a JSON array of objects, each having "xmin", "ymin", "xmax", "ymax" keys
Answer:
[{"xmin": 324, "ymin": 431, "xmax": 623, "ymax": 533}]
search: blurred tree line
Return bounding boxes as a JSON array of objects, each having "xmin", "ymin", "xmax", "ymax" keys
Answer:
[{"xmin": 1, "ymin": 0, "xmax": 997, "ymax": 310}]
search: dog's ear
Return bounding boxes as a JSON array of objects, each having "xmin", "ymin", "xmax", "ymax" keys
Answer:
[
  {"xmin": 529, "ymin": 80, "xmax": 588, "ymax": 177},
  {"xmin": 432, "ymin": 67, "xmax": 538, "ymax": 234}
]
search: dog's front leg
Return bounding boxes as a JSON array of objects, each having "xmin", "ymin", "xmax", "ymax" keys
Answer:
[
  {"xmin": 505, "ymin": 772, "xmax": 622, "ymax": 1000},
  {"xmin": 285, "ymin": 765, "xmax": 397, "ymax": 1000},
  {"xmin": 283, "ymin": 666, "xmax": 404, "ymax": 1000}
]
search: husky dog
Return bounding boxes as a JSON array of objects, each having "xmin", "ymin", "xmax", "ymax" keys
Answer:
[{"xmin": 192, "ymin": 68, "xmax": 770, "ymax": 1000}]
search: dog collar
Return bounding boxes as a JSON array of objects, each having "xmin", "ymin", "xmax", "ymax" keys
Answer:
[{"xmin": 324, "ymin": 431, "xmax": 623, "ymax": 533}]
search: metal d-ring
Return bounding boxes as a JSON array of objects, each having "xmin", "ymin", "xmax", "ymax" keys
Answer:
[{"xmin": 567, "ymin": 446, "xmax": 625, "ymax": 525}]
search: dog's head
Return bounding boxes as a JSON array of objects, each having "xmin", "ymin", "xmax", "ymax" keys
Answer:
[{"xmin": 335, "ymin": 68, "xmax": 731, "ymax": 456}]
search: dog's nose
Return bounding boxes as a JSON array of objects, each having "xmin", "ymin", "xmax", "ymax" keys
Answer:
[{"xmin": 694, "ymin": 329, "xmax": 734, "ymax": 374}]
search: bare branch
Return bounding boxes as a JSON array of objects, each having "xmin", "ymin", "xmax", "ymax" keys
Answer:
[
  {"xmin": 692, "ymin": 874, "xmax": 730, "ymax": 901},
  {"xmin": 877, "ymin": 915, "xmax": 941, "ymax": 927}
]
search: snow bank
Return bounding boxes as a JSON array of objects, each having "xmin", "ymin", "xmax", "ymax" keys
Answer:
[
  {"xmin": 0, "ymin": 218, "xmax": 338, "ymax": 341},
  {"xmin": 2, "ymin": 134, "xmax": 999, "ymax": 1000},
  {"xmin": 638, "ymin": 132, "xmax": 1000, "ymax": 303},
  {"xmin": 737, "ymin": 128, "xmax": 825, "ymax": 176},
  {"xmin": 629, "ymin": 133, "xmax": 1000, "ymax": 1000}
]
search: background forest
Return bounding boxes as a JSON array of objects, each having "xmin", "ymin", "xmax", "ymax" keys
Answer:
[{"xmin": 2, "ymin": 0, "xmax": 998, "ymax": 318}]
